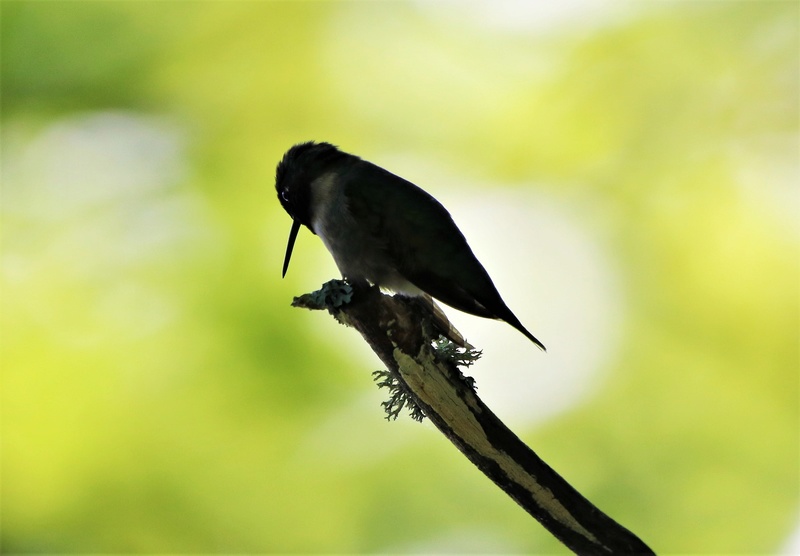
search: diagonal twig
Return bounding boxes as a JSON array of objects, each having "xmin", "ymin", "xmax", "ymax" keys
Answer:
[{"xmin": 292, "ymin": 280, "xmax": 655, "ymax": 555}]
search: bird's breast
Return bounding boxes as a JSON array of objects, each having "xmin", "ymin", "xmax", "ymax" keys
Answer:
[{"xmin": 309, "ymin": 174, "xmax": 421, "ymax": 296}]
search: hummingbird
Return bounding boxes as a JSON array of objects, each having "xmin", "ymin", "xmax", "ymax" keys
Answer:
[{"xmin": 275, "ymin": 141, "xmax": 545, "ymax": 351}]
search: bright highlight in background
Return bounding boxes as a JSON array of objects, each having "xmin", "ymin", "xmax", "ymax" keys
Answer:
[{"xmin": 444, "ymin": 189, "xmax": 624, "ymax": 424}]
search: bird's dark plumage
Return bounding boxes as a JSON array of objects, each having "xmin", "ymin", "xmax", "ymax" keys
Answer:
[{"xmin": 276, "ymin": 141, "xmax": 545, "ymax": 350}]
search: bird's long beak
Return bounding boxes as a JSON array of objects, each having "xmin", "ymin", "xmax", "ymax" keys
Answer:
[{"xmin": 282, "ymin": 219, "xmax": 302, "ymax": 278}]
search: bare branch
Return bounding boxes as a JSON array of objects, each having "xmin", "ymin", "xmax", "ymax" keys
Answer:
[{"xmin": 292, "ymin": 280, "xmax": 655, "ymax": 555}]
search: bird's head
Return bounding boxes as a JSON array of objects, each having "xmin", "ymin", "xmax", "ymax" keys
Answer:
[{"xmin": 275, "ymin": 141, "xmax": 347, "ymax": 277}]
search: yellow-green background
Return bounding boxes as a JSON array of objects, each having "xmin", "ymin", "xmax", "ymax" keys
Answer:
[{"xmin": 2, "ymin": 1, "xmax": 798, "ymax": 553}]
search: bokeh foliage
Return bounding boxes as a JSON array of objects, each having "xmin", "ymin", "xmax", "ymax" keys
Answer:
[{"xmin": 2, "ymin": 1, "xmax": 798, "ymax": 553}]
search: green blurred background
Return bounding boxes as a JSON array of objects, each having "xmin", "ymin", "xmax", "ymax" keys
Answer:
[{"xmin": 2, "ymin": 1, "xmax": 798, "ymax": 553}]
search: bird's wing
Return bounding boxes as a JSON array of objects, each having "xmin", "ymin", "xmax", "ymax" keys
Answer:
[{"xmin": 342, "ymin": 161, "xmax": 505, "ymax": 319}]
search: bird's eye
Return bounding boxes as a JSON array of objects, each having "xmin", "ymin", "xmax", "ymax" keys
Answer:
[{"xmin": 281, "ymin": 190, "xmax": 289, "ymax": 203}]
